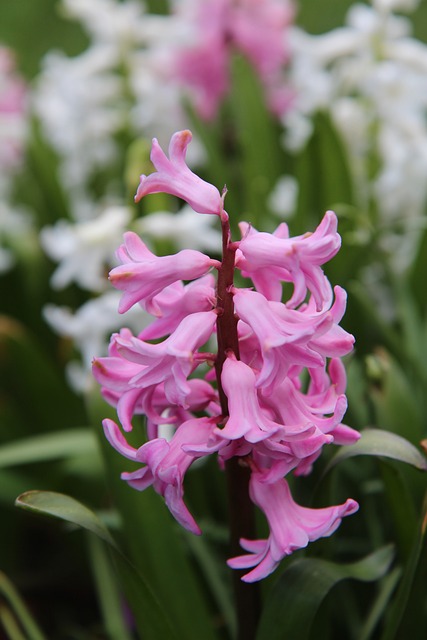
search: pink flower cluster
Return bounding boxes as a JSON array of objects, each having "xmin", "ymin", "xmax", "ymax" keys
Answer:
[
  {"xmin": 0, "ymin": 47, "xmax": 27, "ymax": 173},
  {"xmin": 173, "ymin": 0, "xmax": 294, "ymax": 120},
  {"xmin": 92, "ymin": 130, "xmax": 359, "ymax": 582}
]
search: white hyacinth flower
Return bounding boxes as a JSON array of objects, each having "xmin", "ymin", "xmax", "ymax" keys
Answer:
[
  {"xmin": 0, "ymin": 202, "xmax": 34, "ymax": 274},
  {"xmin": 135, "ymin": 205, "xmax": 222, "ymax": 253},
  {"xmin": 44, "ymin": 290, "xmax": 151, "ymax": 392},
  {"xmin": 283, "ymin": 0, "xmax": 427, "ymax": 271},
  {"xmin": 40, "ymin": 206, "xmax": 131, "ymax": 291},
  {"xmin": 33, "ymin": 0, "xmax": 193, "ymax": 215}
]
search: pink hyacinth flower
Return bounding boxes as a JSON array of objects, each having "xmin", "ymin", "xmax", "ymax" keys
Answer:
[
  {"xmin": 138, "ymin": 275, "xmax": 216, "ymax": 341},
  {"xmin": 173, "ymin": 0, "xmax": 293, "ymax": 120},
  {"xmin": 103, "ymin": 416, "xmax": 220, "ymax": 534},
  {"xmin": 233, "ymin": 288, "xmax": 334, "ymax": 392},
  {"xmin": 228, "ymin": 475, "xmax": 358, "ymax": 582},
  {"xmin": 110, "ymin": 231, "xmax": 220, "ymax": 314},
  {"xmin": 238, "ymin": 211, "xmax": 341, "ymax": 309},
  {"xmin": 219, "ymin": 356, "xmax": 318, "ymax": 445},
  {"xmin": 110, "ymin": 310, "xmax": 217, "ymax": 408},
  {"xmin": 237, "ymin": 221, "xmax": 291, "ymax": 302},
  {"xmin": 174, "ymin": 0, "xmax": 230, "ymax": 121},
  {"xmin": 232, "ymin": 0, "xmax": 292, "ymax": 77},
  {"xmin": 135, "ymin": 130, "xmax": 223, "ymax": 215},
  {"xmin": 231, "ymin": 0, "xmax": 294, "ymax": 115},
  {"xmin": 0, "ymin": 47, "xmax": 27, "ymax": 172}
]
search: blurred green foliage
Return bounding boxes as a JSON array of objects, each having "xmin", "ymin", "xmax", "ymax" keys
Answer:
[{"xmin": 1, "ymin": 1, "xmax": 427, "ymax": 639}]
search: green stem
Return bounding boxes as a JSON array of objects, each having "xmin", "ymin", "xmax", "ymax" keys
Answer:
[{"xmin": 215, "ymin": 211, "xmax": 261, "ymax": 640}]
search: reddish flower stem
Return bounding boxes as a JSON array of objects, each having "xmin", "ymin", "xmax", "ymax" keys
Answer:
[{"xmin": 215, "ymin": 212, "xmax": 261, "ymax": 640}]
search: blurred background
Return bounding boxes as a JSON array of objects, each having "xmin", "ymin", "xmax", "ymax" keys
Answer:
[{"xmin": 1, "ymin": 1, "xmax": 427, "ymax": 638}]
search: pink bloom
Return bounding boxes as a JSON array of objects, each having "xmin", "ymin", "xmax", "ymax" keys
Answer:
[
  {"xmin": 111, "ymin": 311, "xmax": 217, "ymax": 407},
  {"xmin": 262, "ymin": 375, "xmax": 347, "ymax": 443},
  {"xmin": 94, "ymin": 130, "xmax": 359, "ymax": 584},
  {"xmin": 173, "ymin": 0, "xmax": 293, "ymax": 120},
  {"xmin": 227, "ymin": 475, "xmax": 358, "ymax": 582},
  {"xmin": 110, "ymin": 231, "xmax": 219, "ymax": 313},
  {"xmin": 103, "ymin": 417, "xmax": 220, "ymax": 534},
  {"xmin": 231, "ymin": 0, "xmax": 294, "ymax": 115},
  {"xmin": 93, "ymin": 310, "xmax": 217, "ymax": 431},
  {"xmin": 135, "ymin": 130, "xmax": 223, "ymax": 215},
  {"xmin": 174, "ymin": 0, "xmax": 230, "ymax": 121},
  {"xmin": 0, "ymin": 49, "xmax": 26, "ymax": 114},
  {"xmin": 238, "ymin": 211, "xmax": 341, "ymax": 309},
  {"xmin": 232, "ymin": 0, "xmax": 292, "ymax": 77},
  {"xmin": 237, "ymin": 221, "xmax": 291, "ymax": 301},
  {"xmin": 0, "ymin": 47, "xmax": 27, "ymax": 172},
  {"xmin": 219, "ymin": 357, "xmax": 318, "ymax": 446},
  {"xmin": 138, "ymin": 275, "xmax": 216, "ymax": 341},
  {"xmin": 233, "ymin": 288, "xmax": 334, "ymax": 392}
]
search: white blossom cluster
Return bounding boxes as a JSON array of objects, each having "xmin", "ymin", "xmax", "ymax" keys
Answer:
[
  {"xmin": 41, "ymin": 201, "xmax": 221, "ymax": 392},
  {"xmin": 33, "ymin": 0, "xmax": 222, "ymax": 391},
  {"xmin": 0, "ymin": 46, "xmax": 33, "ymax": 274},
  {"xmin": 33, "ymin": 0, "xmax": 194, "ymax": 219},
  {"xmin": 35, "ymin": 0, "xmax": 427, "ymax": 390},
  {"xmin": 283, "ymin": 0, "xmax": 427, "ymax": 270}
]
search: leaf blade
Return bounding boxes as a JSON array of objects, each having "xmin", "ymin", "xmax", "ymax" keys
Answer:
[
  {"xmin": 256, "ymin": 546, "xmax": 394, "ymax": 640},
  {"xmin": 0, "ymin": 429, "xmax": 98, "ymax": 468},
  {"xmin": 324, "ymin": 428, "xmax": 427, "ymax": 476}
]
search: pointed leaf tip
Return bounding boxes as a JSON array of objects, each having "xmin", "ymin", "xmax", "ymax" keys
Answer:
[{"xmin": 15, "ymin": 490, "xmax": 117, "ymax": 548}]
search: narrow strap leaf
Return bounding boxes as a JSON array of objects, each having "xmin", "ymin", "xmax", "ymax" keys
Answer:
[
  {"xmin": 324, "ymin": 428, "xmax": 427, "ymax": 476},
  {"xmin": 256, "ymin": 546, "xmax": 394, "ymax": 640},
  {"xmin": 15, "ymin": 490, "xmax": 117, "ymax": 548},
  {"xmin": 0, "ymin": 429, "xmax": 97, "ymax": 468},
  {"xmin": 15, "ymin": 490, "xmax": 179, "ymax": 640},
  {"xmin": 0, "ymin": 571, "xmax": 47, "ymax": 640}
]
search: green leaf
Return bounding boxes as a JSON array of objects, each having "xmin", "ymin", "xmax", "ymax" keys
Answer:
[
  {"xmin": 15, "ymin": 490, "xmax": 117, "ymax": 548},
  {"xmin": 15, "ymin": 490, "xmax": 178, "ymax": 640},
  {"xmin": 324, "ymin": 429, "xmax": 427, "ymax": 476},
  {"xmin": 380, "ymin": 495, "xmax": 427, "ymax": 640},
  {"xmin": 0, "ymin": 605, "xmax": 26, "ymax": 640},
  {"xmin": 256, "ymin": 546, "xmax": 394, "ymax": 640},
  {"xmin": 379, "ymin": 462, "xmax": 418, "ymax": 560},
  {"xmin": 0, "ymin": 571, "xmax": 47, "ymax": 640},
  {"xmin": 0, "ymin": 317, "xmax": 86, "ymax": 432},
  {"xmin": 229, "ymin": 54, "xmax": 285, "ymax": 228},
  {"xmin": 184, "ymin": 531, "xmax": 237, "ymax": 638},
  {"xmin": 0, "ymin": 429, "xmax": 98, "ymax": 468},
  {"xmin": 87, "ymin": 390, "xmax": 219, "ymax": 640},
  {"xmin": 87, "ymin": 534, "xmax": 134, "ymax": 640},
  {"xmin": 409, "ymin": 219, "xmax": 427, "ymax": 315},
  {"xmin": 312, "ymin": 111, "xmax": 354, "ymax": 210},
  {"xmin": 358, "ymin": 567, "xmax": 402, "ymax": 640},
  {"xmin": 368, "ymin": 352, "xmax": 424, "ymax": 444}
]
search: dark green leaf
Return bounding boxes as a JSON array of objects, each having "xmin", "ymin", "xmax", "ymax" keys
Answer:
[
  {"xmin": 324, "ymin": 429, "xmax": 427, "ymax": 476},
  {"xmin": 87, "ymin": 389, "xmax": 219, "ymax": 640},
  {"xmin": 87, "ymin": 534, "xmax": 134, "ymax": 640},
  {"xmin": 15, "ymin": 490, "xmax": 178, "ymax": 640},
  {"xmin": 380, "ymin": 495, "xmax": 427, "ymax": 640},
  {"xmin": 229, "ymin": 54, "xmax": 285, "ymax": 228},
  {"xmin": 0, "ymin": 429, "xmax": 97, "ymax": 468},
  {"xmin": 256, "ymin": 546, "xmax": 394, "ymax": 640},
  {"xmin": 0, "ymin": 571, "xmax": 47, "ymax": 640},
  {"xmin": 15, "ymin": 490, "xmax": 117, "ymax": 548}
]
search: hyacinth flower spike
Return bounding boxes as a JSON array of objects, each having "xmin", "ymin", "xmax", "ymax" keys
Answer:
[{"xmin": 93, "ymin": 129, "xmax": 358, "ymax": 621}]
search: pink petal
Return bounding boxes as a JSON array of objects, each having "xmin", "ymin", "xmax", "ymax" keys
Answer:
[{"xmin": 135, "ymin": 131, "xmax": 223, "ymax": 215}]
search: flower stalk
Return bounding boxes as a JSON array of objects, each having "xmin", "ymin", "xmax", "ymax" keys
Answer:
[
  {"xmin": 215, "ymin": 207, "xmax": 261, "ymax": 638},
  {"xmin": 93, "ymin": 130, "xmax": 359, "ymax": 629}
]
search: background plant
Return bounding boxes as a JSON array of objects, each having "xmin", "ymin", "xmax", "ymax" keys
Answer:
[{"xmin": 0, "ymin": 1, "xmax": 427, "ymax": 638}]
